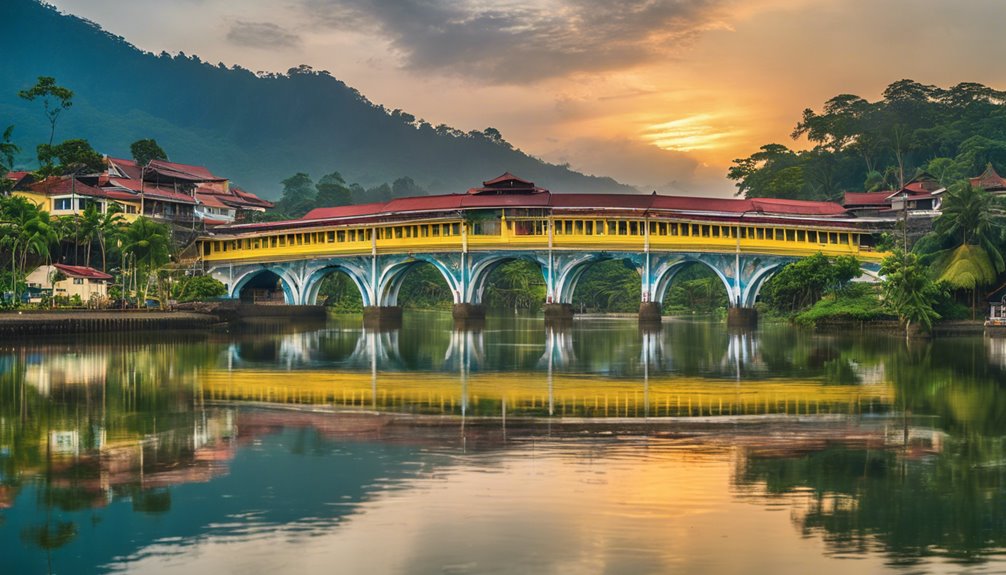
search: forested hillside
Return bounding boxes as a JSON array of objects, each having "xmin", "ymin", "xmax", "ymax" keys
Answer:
[
  {"xmin": 0, "ymin": 0, "xmax": 633, "ymax": 199},
  {"xmin": 730, "ymin": 81, "xmax": 1006, "ymax": 200}
]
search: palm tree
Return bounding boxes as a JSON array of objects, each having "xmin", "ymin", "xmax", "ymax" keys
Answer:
[
  {"xmin": 931, "ymin": 181, "xmax": 1006, "ymax": 316},
  {"xmin": 77, "ymin": 204, "xmax": 101, "ymax": 268},
  {"xmin": 95, "ymin": 204, "xmax": 125, "ymax": 273},
  {"xmin": 1, "ymin": 196, "xmax": 58, "ymax": 302},
  {"xmin": 119, "ymin": 217, "xmax": 170, "ymax": 303}
]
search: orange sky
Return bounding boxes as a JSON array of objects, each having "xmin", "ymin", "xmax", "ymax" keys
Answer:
[{"xmin": 48, "ymin": 0, "xmax": 1006, "ymax": 197}]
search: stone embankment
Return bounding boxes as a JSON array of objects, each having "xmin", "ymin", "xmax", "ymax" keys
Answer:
[{"xmin": 0, "ymin": 301, "xmax": 327, "ymax": 336}]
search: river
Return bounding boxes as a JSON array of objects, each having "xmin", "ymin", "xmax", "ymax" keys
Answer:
[{"xmin": 2, "ymin": 312, "xmax": 1006, "ymax": 574}]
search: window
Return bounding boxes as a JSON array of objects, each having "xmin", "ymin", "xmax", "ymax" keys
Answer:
[
  {"xmin": 432, "ymin": 225, "xmax": 440, "ymax": 237},
  {"xmin": 54, "ymin": 198, "xmax": 73, "ymax": 210},
  {"xmin": 575, "ymin": 221, "xmax": 584, "ymax": 234},
  {"xmin": 564, "ymin": 220, "xmax": 573, "ymax": 235},
  {"xmin": 797, "ymin": 230, "xmax": 806, "ymax": 242},
  {"xmin": 629, "ymin": 221, "xmax": 638, "ymax": 235},
  {"xmin": 712, "ymin": 226, "xmax": 720, "ymax": 238},
  {"xmin": 786, "ymin": 229, "xmax": 796, "ymax": 242},
  {"xmin": 585, "ymin": 221, "xmax": 594, "ymax": 235},
  {"xmin": 839, "ymin": 233, "xmax": 849, "ymax": 244},
  {"xmin": 73, "ymin": 278, "xmax": 84, "ymax": 285}
]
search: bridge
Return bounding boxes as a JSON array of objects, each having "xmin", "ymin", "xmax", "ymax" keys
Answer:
[{"xmin": 197, "ymin": 173, "xmax": 888, "ymax": 326}]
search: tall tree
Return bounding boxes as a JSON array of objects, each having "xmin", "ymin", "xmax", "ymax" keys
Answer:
[
  {"xmin": 17, "ymin": 76, "xmax": 73, "ymax": 149},
  {"xmin": 275, "ymin": 173, "xmax": 316, "ymax": 218},
  {"xmin": 130, "ymin": 139, "xmax": 168, "ymax": 167},
  {"xmin": 880, "ymin": 249, "xmax": 941, "ymax": 335}
]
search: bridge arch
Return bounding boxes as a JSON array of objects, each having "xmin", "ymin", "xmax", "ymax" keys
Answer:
[
  {"xmin": 230, "ymin": 267, "xmax": 298, "ymax": 304},
  {"xmin": 650, "ymin": 258, "xmax": 733, "ymax": 307},
  {"xmin": 556, "ymin": 253, "xmax": 643, "ymax": 306},
  {"xmin": 466, "ymin": 253, "xmax": 548, "ymax": 304},
  {"xmin": 378, "ymin": 256, "xmax": 461, "ymax": 306},
  {"xmin": 302, "ymin": 263, "xmax": 373, "ymax": 307}
]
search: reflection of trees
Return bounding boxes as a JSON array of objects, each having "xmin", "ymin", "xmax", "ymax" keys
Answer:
[
  {"xmin": 738, "ymin": 436, "xmax": 1006, "ymax": 563},
  {"xmin": 732, "ymin": 334, "xmax": 1006, "ymax": 563}
]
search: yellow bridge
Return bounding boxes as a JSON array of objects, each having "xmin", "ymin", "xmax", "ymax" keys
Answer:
[{"xmin": 196, "ymin": 173, "xmax": 889, "ymax": 324}]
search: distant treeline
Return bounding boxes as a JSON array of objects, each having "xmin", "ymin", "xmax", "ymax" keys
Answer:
[{"xmin": 730, "ymin": 80, "xmax": 1006, "ymax": 200}]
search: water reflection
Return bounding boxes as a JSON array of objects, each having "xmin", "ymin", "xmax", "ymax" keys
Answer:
[{"xmin": 2, "ymin": 316, "xmax": 1006, "ymax": 573}]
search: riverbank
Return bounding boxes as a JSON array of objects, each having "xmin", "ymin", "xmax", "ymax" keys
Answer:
[
  {"xmin": 0, "ymin": 310, "xmax": 218, "ymax": 336},
  {"xmin": 0, "ymin": 303, "xmax": 328, "ymax": 336}
]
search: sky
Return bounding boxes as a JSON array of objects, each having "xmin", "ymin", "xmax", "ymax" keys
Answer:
[{"xmin": 48, "ymin": 0, "xmax": 1006, "ymax": 197}]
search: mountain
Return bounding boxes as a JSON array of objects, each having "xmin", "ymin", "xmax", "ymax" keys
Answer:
[{"xmin": 0, "ymin": 0, "xmax": 635, "ymax": 199}]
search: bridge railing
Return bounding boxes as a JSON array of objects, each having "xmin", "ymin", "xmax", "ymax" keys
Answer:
[{"xmin": 199, "ymin": 215, "xmax": 887, "ymax": 264}]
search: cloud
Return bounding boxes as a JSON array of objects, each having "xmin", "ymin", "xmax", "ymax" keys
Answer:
[
  {"xmin": 226, "ymin": 20, "xmax": 302, "ymax": 50},
  {"xmin": 299, "ymin": 0, "xmax": 731, "ymax": 83}
]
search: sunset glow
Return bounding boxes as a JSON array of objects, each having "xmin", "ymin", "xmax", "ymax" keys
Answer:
[{"xmin": 43, "ymin": 0, "xmax": 1006, "ymax": 196}]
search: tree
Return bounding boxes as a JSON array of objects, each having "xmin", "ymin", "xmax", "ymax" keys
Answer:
[
  {"xmin": 762, "ymin": 253, "xmax": 854, "ymax": 312},
  {"xmin": 315, "ymin": 171, "xmax": 352, "ymax": 207},
  {"xmin": 274, "ymin": 173, "xmax": 316, "ymax": 218},
  {"xmin": 95, "ymin": 204, "xmax": 125, "ymax": 273},
  {"xmin": 172, "ymin": 275, "xmax": 226, "ymax": 302},
  {"xmin": 130, "ymin": 139, "xmax": 168, "ymax": 166},
  {"xmin": 37, "ymin": 139, "xmax": 104, "ymax": 176},
  {"xmin": 0, "ymin": 126, "xmax": 18, "ymax": 194},
  {"xmin": 880, "ymin": 249, "xmax": 941, "ymax": 335},
  {"xmin": 933, "ymin": 181, "xmax": 1005, "ymax": 271},
  {"xmin": 0, "ymin": 196, "xmax": 57, "ymax": 302},
  {"xmin": 18, "ymin": 76, "xmax": 73, "ymax": 149},
  {"xmin": 120, "ymin": 217, "xmax": 170, "ymax": 303},
  {"xmin": 77, "ymin": 204, "xmax": 101, "ymax": 268}
]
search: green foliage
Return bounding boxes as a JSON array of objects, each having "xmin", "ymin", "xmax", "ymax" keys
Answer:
[
  {"xmin": 0, "ymin": 195, "xmax": 57, "ymax": 301},
  {"xmin": 172, "ymin": 275, "xmax": 226, "ymax": 302},
  {"xmin": 316, "ymin": 272, "xmax": 363, "ymax": 311},
  {"xmin": 315, "ymin": 172, "xmax": 352, "ymax": 208},
  {"xmin": 397, "ymin": 263, "xmax": 452, "ymax": 309},
  {"xmin": 762, "ymin": 253, "xmax": 861, "ymax": 313},
  {"xmin": 120, "ymin": 217, "xmax": 171, "ymax": 302},
  {"xmin": 36, "ymin": 139, "xmax": 104, "ymax": 176},
  {"xmin": 17, "ymin": 75, "xmax": 73, "ymax": 148},
  {"xmin": 933, "ymin": 181, "xmax": 1004, "ymax": 272},
  {"xmin": 483, "ymin": 260, "xmax": 545, "ymax": 311},
  {"xmin": 934, "ymin": 244, "xmax": 997, "ymax": 290},
  {"xmin": 794, "ymin": 284, "xmax": 893, "ymax": 326},
  {"xmin": 572, "ymin": 260, "xmax": 640, "ymax": 312},
  {"xmin": 880, "ymin": 249, "xmax": 941, "ymax": 333},
  {"xmin": 731, "ymin": 80, "xmax": 1006, "ymax": 200},
  {"xmin": 130, "ymin": 138, "xmax": 168, "ymax": 166},
  {"xmin": 662, "ymin": 265, "xmax": 729, "ymax": 315}
]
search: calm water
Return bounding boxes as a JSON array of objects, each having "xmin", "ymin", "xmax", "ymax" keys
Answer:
[{"xmin": 3, "ymin": 312, "xmax": 1006, "ymax": 574}]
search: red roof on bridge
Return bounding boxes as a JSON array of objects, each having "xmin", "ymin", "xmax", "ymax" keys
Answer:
[{"xmin": 225, "ymin": 173, "xmax": 852, "ymax": 234}]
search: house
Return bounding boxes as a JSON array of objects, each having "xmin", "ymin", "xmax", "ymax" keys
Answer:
[
  {"xmin": 970, "ymin": 163, "xmax": 1006, "ymax": 196},
  {"xmin": 17, "ymin": 176, "xmax": 142, "ymax": 220},
  {"xmin": 25, "ymin": 263, "xmax": 113, "ymax": 304},
  {"xmin": 105, "ymin": 157, "xmax": 273, "ymax": 225}
]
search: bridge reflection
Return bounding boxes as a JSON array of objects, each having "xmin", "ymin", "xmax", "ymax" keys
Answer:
[{"xmin": 223, "ymin": 321, "xmax": 767, "ymax": 377}]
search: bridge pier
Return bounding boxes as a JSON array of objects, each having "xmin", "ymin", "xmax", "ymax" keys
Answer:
[
  {"xmin": 727, "ymin": 307, "xmax": 758, "ymax": 328},
  {"xmin": 452, "ymin": 303, "xmax": 486, "ymax": 320},
  {"xmin": 543, "ymin": 303, "xmax": 574, "ymax": 323},
  {"xmin": 638, "ymin": 302, "xmax": 662, "ymax": 325},
  {"xmin": 363, "ymin": 306, "xmax": 403, "ymax": 328}
]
